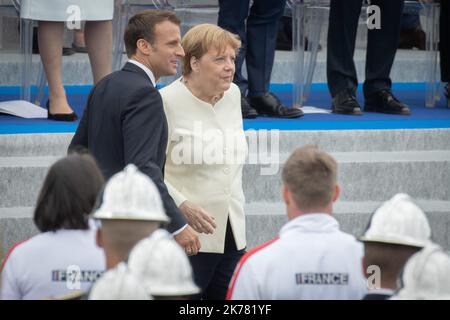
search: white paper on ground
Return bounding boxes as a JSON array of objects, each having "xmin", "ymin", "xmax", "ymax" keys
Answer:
[
  {"xmin": 0, "ymin": 100, "xmax": 47, "ymax": 119},
  {"xmin": 300, "ymin": 106, "xmax": 331, "ymax": 114}
]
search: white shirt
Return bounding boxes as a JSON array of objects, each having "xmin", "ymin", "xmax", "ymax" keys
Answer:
[
  {"xmin": 1, "ymin": 221, "xmax": 105, "ymax": 300},
  {"xmin": 227, "ymin": 214, "xmax": 367, "ymax": 300}
]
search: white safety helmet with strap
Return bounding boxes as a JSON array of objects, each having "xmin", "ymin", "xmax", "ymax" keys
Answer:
[
  {"xmin": 93, "ymin": 164, "xmax": 169, "ymax": 222},
  {"xmin": 127, "ymin": 229, "xmax": 200, "ymax": 297},
  {"xmin": 391, "ymin": 244, "xmax": 450, "ymax": 300},
  {"xmin": 89, "ymin": 262, "xmax": 152, "ymax": 300},
  {"xmin": 360, "ymin": 193, "xmax": 431, "ymax": 247}
]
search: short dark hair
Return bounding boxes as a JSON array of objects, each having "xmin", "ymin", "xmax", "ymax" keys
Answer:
[
  {"xmin": 282, "ymin": 145, "xmax": 337, "ymax": 211},
  {"xmin": 34, "ymin": 153, "xmax": 105, "ymax": 232},
  {"xmin": 124, "ymin": 10, "xmax": 181, "ymax": 57}
]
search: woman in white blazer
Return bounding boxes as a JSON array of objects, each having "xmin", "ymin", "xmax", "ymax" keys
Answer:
[{"xmin": 160, "ymin": 24, "xmax": 247, "ymax": 300}]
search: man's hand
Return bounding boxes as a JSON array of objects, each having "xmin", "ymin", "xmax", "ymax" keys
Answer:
[
  {"xmin": 179, "ymin": 200, "xmax": 217, "ymax": 234},
  {"xmin": 174, "ymin": 225, "xmax": 201, "ymax": 256}
]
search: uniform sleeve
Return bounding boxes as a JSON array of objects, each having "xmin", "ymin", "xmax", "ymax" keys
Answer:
[
  {"xmin": 1, "ymin": 252, "xmax": 22, "ymax": 300},
  {"xmin": 227, "ymin": 258, "xmax": 261, "ymax": 300},
  {"xmin": 122, "ymin": 87, "xmax": 187, "ymax": 232}
]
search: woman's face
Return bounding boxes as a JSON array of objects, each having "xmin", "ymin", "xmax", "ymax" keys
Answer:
[{"xmin": 194, "ymin": 45, "xmax": 236, "ymax": 93}]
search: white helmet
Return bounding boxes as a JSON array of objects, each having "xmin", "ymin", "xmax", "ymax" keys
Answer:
[
  {"xmin": 360, "ymin": 193, "xmax": 431, "ymax": 247},
  {"xmin": 93, "ymin": 164, "xmax": 169, "ymax": 222},
  {"xmin": 89, "ymin": 263, "xmax": 152, "ymax": 300},
  {"xmin": 391, "ymin": 244, "xmax": 450, "ymax": 300},
  {"xmin": 127, "ymin": 229, "xmax": 200, "ymax": 297}
]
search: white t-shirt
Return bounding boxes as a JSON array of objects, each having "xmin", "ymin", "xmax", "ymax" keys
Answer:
[
  {"xmin": 227, "ymin": 214, "xmax": 367, "ymax": 300},
  {"xmin": 1, "ymin": 221, "xmax": 105, "ymax": 300}
]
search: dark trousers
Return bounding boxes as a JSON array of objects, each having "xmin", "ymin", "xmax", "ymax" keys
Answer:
[
  {"xmin": 189, "ymin": 220, "xmax": 245, "ymax": 300},
  {"xmin": 218, "ymin": 0, "xmax": 286, "ymax": 98},
  {"xmin": 441, "ymin": 0, "xmax": 449, "ymax": 82},
  {"xmin": 327, "ymin": 0, "xmax": 404, "ymax": 97}
]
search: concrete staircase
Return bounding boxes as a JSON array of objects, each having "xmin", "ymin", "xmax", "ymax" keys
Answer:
[
  {"xmin": 0, "ymin": 49, "xmax": 438, "ymax": 87},
  {"xmin": 1, "ymin": 129, "xmax": 450, "ymax": 257}
]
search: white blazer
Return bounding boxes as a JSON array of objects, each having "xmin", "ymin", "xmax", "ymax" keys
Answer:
[{"xmin": 160, "ymin": 78, "xmax": 247, "ymax": 254}]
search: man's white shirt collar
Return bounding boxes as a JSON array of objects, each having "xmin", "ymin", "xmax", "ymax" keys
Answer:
[{"xmin": 128, "ymin": 59, "xmax": 156, "ymax": 87}]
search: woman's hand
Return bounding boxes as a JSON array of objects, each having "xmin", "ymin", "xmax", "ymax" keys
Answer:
[{"xmin": 179, "ymin": 200, "xmax": 217, "ymax": 234}]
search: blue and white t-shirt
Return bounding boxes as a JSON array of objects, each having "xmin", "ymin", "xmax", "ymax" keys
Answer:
[{"xmin": 1, "ymin": 220, "xmax": 105, "ymax": 300}]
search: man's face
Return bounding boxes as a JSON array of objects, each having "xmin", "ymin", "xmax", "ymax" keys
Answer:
[{"xmin": 148, "ymin": 21, "xmax": 184, "ymax": 80}]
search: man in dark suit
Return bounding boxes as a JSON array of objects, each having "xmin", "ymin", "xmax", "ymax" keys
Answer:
[
  {"xmin": 327, "ymin": 0, "xmax": 411, "ymax": 115},
  {"xmin": 218, "ymin": 0, "xmax": 303, "ymax": 119},
  {"xmin": 69, "ymin": 10, "xmax": 200, "ymax": 256}
]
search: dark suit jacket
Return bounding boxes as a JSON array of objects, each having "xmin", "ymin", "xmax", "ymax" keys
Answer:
[{"xmin": 69, "ymin": 62, "xmax": 187, "ymax": 232}]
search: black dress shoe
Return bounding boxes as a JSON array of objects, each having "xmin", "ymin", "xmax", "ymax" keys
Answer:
[
  {"xmin": 241, "ymin": 96, "xmax": 258, "ymax": 119},
  {"xmin": 399, "ymin": 27, "xmax": 426, "ymax": 50},
  {"xmin": 46, "ymin": 101, "xmax": 78, "ymax": 122},
  {"xmin": 331, "ymin": 89, "xmax": 363, "ymax": 115},
  {"xmin": 364, "ymin": 89, "xmax": 411, "ymax": 115},
  {"xmin": 249, "ymin": 92, "xmax": 304, "ymax": 118}
]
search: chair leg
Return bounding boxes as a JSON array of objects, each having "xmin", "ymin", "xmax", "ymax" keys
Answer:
[
  {"xmin": 303, "ymin": 7, "xmax": 326, "ymax": 102},
  {"xmin": 20, "ymin": 18, "xmax": 33, "ymax": 102},
  {"xmin": 112, "ymin": 0, "xmax": 129, "ymax": 71},
  {"xmin": 34, "ymin": 63, "xmax": 47, "ymax": 106},
  {"xmin": 423, "ymin": 3, "xmax": 440, "ymax": 108},
  {"xmin": 292, "ymin": 3, "xmax": 306, "ymax": 108}
]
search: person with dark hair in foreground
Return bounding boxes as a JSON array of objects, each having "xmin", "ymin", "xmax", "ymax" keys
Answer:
[{"xmin": 0, "ymin": 153, "xmax": 105, "ymax": 300}]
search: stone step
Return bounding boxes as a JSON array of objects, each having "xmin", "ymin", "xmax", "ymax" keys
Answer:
[
  {"xmin": 2, "ymin": 129, "xmax": 450, "ymax": 157},
  {"xmin": 0, "ymin": 49, "xmax": 438, "ymax": 86},
  {"xmin": 1, "ymin": 150, "xmax": 450, "ymax": 207},
  {"xmin": 245, "ymin": 200, "xmax": 450, "ymax": 251},
  {"xmin": 1, "ymin": 200, "xmax": 449, "ymax": 258},
  {"xmin": 243, "ymin": 150, "xmax": 450, "ymax": 202},
  {"xmin": 0, "ymin": 133, "xmax": 72, "ymax": 157},
  {"xmin": 0, "ymin": 207, "xmax": 37, "ymax": 259}
]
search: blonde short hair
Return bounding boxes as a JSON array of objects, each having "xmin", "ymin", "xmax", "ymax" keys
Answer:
[
  {"xmin": 282, "ymin": 145, "xmax": 338, "ymax": 211},
  {"xmin": 181, "ymin": 23, "xmax": 241, "ymax": 76}
]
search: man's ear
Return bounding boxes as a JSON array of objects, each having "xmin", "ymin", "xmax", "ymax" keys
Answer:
[
  {"xmin": 362, "ymin": 256, "xmax": 368, "ymax": 279},
  {"xmin": 136, "ymin": 39, "xmax": 150, "ymax": 55},
  {"xmin": 96, "ymin": 229, "xmax": 103, "ymax": 248},
  {"xmin": 190, "ymin": 56, "xmax": 199, "ymax": 73},
  {"xmin": 332, "ymin": 184, "xmax": 340, "ymax": 203},
  {"xmin": 283, "ymin": 185, "xmax": 290, "ymax": 206}
]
